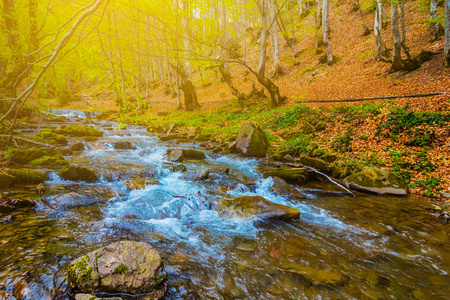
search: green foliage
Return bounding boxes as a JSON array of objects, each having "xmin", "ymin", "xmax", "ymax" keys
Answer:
[
  {"xmin": 410, "ymin": 178, "xmax": 441, "ymax": 197},
  {"xmin": 333, "ymin": 132, "xmax": 353, "ymax": 152},
  {"xmin": 272, "ymin": 105, "xmax": 313, "ymax": 129},
  {"xmin": 113, "ymin": 263, "xmax": 129, "ymax": 274},
  {"xmin": 280, "ymin": 133, "xmax": 311, "ymax": 153}
]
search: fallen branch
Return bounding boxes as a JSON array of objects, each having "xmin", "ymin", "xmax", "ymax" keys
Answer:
[
  {"xmin": 297, "ymin": 92, "xmax": 448, "ymax": 103},
  {"xmin": 13, "ymin": 136, "xmax": 57, "ymax": 149}
]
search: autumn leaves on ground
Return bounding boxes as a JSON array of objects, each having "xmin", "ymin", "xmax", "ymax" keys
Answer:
[{"xmin": 3, "ymin": 0, "xmax": 450, "ymax": 199}]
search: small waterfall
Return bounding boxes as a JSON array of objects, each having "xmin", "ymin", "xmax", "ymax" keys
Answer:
[{"xmin": 46, "ymin": 109, "xmax": 99, "ymax": 119}]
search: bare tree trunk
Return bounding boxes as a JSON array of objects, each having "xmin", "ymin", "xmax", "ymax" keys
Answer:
[
  {"xmin": 257, "ymin": 0, "xmax": 284, "ymax": 106},
  {"xmin": 219, "ymin": 64, "xmax": 246, "ymax": 104},
  {"xmin": 356, "ymin": 0, "xmax": 370, "ymax": 35},
  {"xmin": 391, "ymin": 2, "xmax": 403, "ymax": 70},
  {"xmin": 374, "ymin": 0, "xmax": 388, "ymax": 61},
  {"xmin": 430, "ymin": 0, "xmax": 440, "ymax": 41},
  {"xmin": 445, "ymin": 0, "xmax": 450, "ymax": 67},
  {"xmin": 399, "ymin": 0, "xmax": 416, "ymax": 63},
  {"xmin": 322, "ymin": 0, "xmax": 333, "ymax": 63},
  {"xmin": 270, "ymin": 0, "xmax": 283, "ymax": 75}
]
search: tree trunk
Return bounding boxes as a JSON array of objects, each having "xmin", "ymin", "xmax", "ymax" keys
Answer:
[
  {"xmin": 391, "ymin": 2, "xmax": 403, "ymax": 70},
  {"xmin": 374, "ymin": 0, "xmax": 388, "ymax": 61},
  {"xmin": 356, "ymin": 0, "xmax": 370, "ymax": 35},
  {"xmin": 270, "ymin": 0, "xmax": 283, "ymax": 75},
  {"xmin": 219, "ymin": 64, "xmax": 246, "ymax": 105},
  {"xmin": 257, "ymin": 0, "xmax": 284, "ymax": 107},
  {"xmin": 322, "ymin": 0, "xmax": 333, "ymax": 63},
  {"xmin": 445, "ymin": 0, "xmax": 450, "ymax": 67},
  {"xmin": 181, "ymin": 80, "xmax": 200, "ymax": 111},
  {"xmin": 430, "ymin": 0, "xmax": 440, "ymax": 41}
]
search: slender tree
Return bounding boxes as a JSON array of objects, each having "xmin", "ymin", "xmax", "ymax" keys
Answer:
[
  {"xmin": 322, "ymin": 0, "xmax": 333, "ymax": 64},
  {"xmin": 374, "ymin": 0, "xmax": 388, "ymax": 61},
  {"xmin": 445, "ymin": 0, "xmax": 450, "ymax": 67}
]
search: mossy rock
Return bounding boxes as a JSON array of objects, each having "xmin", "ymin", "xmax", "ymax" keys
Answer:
[
  {"xmin": 29, "ymin": 156, "xmax": 68, "ymax": 167},
  {"xmin": 54, "ymin": 124, "xmax": 103, "ymax": 137},
  {"xmin": 184, "ymin": 149, "xmax": 206, "ymax": 160},
  {"xmin": 37, "ymin": 131, "xmax": 68, "ymax": 145},
  {"xmin": 8, "ymin": 169, "xmax": 48, "ymax": 184},
  {"xmin": 312, "ymin": 148, "xmax": 326, "ymax": 157},
  {"xmin": 343, "ymin": 167, "xmax": 407, "ymax": 196},
  {"xmin": 165, "ymin": 149, "xmax": 184, "ymax": 162},
  {"xmin": 314, "ymin": 121, "xmax": 326, "ymax": 132},
  {"xmin": 217, "ymin": 196, "xmax": 300, "ymax": 221},
  {"xmin": 232, "ymin": 122, "xmax": 270, "ymax": 157},
  {"xmin": 68, "ymin": 241, "xmax": 167, "ymax": 295},
  {"xmin": 306, "ymin": 142, "xmax": 319, "ymax": 153},
  {"xmin": 194, "ymin": 133, "xmax": 212, "ymax": 141},
  {"xmin": 59, "ymin": 165, "xmax": 98, "ymax": 183},
  {"xmin": 281, "ymin": 263, "xmax": 345, "ymax": 286},
  {"xmin": 262, "ymin": 168, "xmax": 309, "ymax": 185},
  {"xmin": 299, "ymin": 155, "xmax": 330, "ymax": 173},
  {"xmin": 0, "ymin": 173, "xmax": 15, "ymax": 188},
  {"xmin": 270, "ymin": 177, "xmax": 305, "ymax": 199},
  {"xmin": 9, "ymin": 148, "xmax": 65, "ymax": 165}
]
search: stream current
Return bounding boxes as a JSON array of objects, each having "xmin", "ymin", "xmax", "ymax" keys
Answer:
[{"xmin": 0, "ymin": 109, "xmax": 449, "ymax": 299}]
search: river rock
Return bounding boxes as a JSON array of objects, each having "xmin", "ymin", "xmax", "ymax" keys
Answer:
[
  {"xmin": 7, "ymin": 169, "xmax": 48, "ymax": 184},
  {"xmin": 112, "ymin": 141, "xmax": 136, "ymax": 150},
  {"xmin": 181, "ymin": 170, "xmax": 209, "ymax": 181},
  {"xmin": 217, "ymin": 196, "xmax": 300, "ymax": 221},
  {"xmin": 59, "ymin": 165, "xmax": 98, "ymax": 183},
  {"xmin": 0, "ymin": 173, "xmax": 15, "ymax": 188},
  {"xmin": 68, "ymin": 241, "xmax": 167, "ymax": 295},
  {"xmin": 231, "ymin": 122, "xmax": 270, "ymax": 157},
  {"xmin": 70, "ymin": 142, "xmax": 85, "ymax": 151},
  {"xmin": 281, "ymin": 263, "xmax": 344, "ymax": 286},
  {"xmin": 270, "ymin": 177, "xmax": 305, "ymax": 199},
  {"xmin": 183, "ymin": 149, "xmax": 206, "ymax": 160},
  {"xmin": 55, "ymin": 124, "xmax": 103, "ymax": 137},
  {"xmin": 262, "ymin": 168, "xmax": 309, "ymax": 185},
  {"xmin": 36, "ymin": 130, "xmax": 68, "ymax": 145},
  {"xmin": 9, "ymin": 148, "xmax": 66, "ymax": 165},
  {"xmin": 299, "ymin": 155, "xmax": 330, "ymax": 173},
  {"xmin": 165, "ymin": 149, "xmax": 184, "ymax": 162},
  {"xmin": 343, "ymin": 167, "xmax": 407, "ymax": 196},
  {"xmin": 124, "ymin": 176, "xmax": 158, "ymax": 190}
]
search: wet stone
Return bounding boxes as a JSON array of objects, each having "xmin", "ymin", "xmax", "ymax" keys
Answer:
[
  {"xmin": 112, "ymin": 141, "xmax": 136, "ymax": 150},
  {"xmin": 165, "ymin": 149, "xmax": 184, "ymax": 162},
  {"xmin": 70, "ymin": 142, "xmax": 85, "ymax": 151},
  {"xmin": 270, "ymin": 177, "xmax": 305, "ymax": 199}
]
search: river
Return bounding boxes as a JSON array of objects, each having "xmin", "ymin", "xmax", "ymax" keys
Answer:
[{"xmin": 0, "ymin": 109, "xmax": 449, "ymax": 299}]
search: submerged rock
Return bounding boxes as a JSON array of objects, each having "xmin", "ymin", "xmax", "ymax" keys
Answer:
[
  {"xmin": 59, "ymin": 165, "xmax": 98, "ymax": 183},
  {"xmin": 55, "ymin": 124, "xmax": 103, "ymax": 137},
  {"xmin": 281, "ymin": 263, "xmax": 345, "ymax": 286},
  {"xmin": 217, "ymin": 196, "xmax": 300, "ymax": 221},
  {"xmin": 262, "ymin": 168, "xmax": 309, "ymax": 185},
  {"xmin": 343, "ymin": 167, "xmax": 407, "ymax": 196},
  {"xmin": 181, "ymin": 170, "xmax": 209, "ymax": 181},
  {"xmin": 270, "ymin": 177, "xmax": 305, "ymax": 199},
  {"xmin": 0, "ymin": 198, "xmax": 36, "ymax": 212},
  {"xmin": 9, "ymin": 148, "xmax": 66, "ymax": 165},
  {"xmin": 231, "ymin": 122, "xmax": 270, "ymax": 157},
  {"xmin": 68, "ymin": 241, "xmax": 167, "ymax": 295},
  {"xmin": 124, "ymin": 176, "xmax": 158, "ymax": 190},
  {"xmin": 70, "ymin": 142, "xmax": 85, "ymax": 151}
]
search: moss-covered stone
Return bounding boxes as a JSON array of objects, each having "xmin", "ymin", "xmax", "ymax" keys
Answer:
[
  {"xmin": 343, "ymin": 167, "xmax": 407, "ymax": 196},
  {"xmin": 0, "ymin": 173, "xmax": 15, "ymax": 188},
  {"xmin": 68, "ymin": 241, "xmax": 167, "ymax": 295},
  {"xmin": 9, "ymin": 148, "xmax": 65, "ymax": 165},
  {"xmin": 270, "ymin": 177, "xmax": 305, "ymax": 199},
  {"xmin": 59, "ymin": 165, "xmax": 98, "ymax": 183},
  {"xmin": 29, "ymin": 156, "xmax": 68, "ymax": 167},
  {"xmin": 36, "ymin": 130, "xmax": 68, "ymax": 145},
  {"xmin": 54, "ymin": 124, "xmax": 103, "ymax": 137},
  {"xmin": 262, "ymin": 168, "xmax": 309, "ymax": 185},
  {"xmin": 184, "ymin": 149, "xmax": 206, "ymax": 160},
  {"xmin": 217, "ymin": 196, "xmax": 300, "ymax": 221},
  {"xmin": 8, "ymin": 169, "xmax": 48, "ymax": 184},
  {"xmin": 232, "ymin": 122, "xmax": 270, "ymax": 157},
  {"xmin": 299, "ymin": 155, "xmax": 330, "ymax": 173}
]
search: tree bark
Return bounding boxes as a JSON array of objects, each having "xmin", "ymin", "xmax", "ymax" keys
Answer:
[
  {"xmin": 445, "ymin": 0, "xmax": 450, "ymax": 67},
  {"xmin": 391, "ymin": 2, "xmax": 403, "ymax": 70},
  {"xmin": 322, "ymin": 0, "xmax": 333, "ymax": 63},
  {"xmin": 219, "ymin": 64, "xmax": 246, "ymax": 104},
  {"xmin": 269, "ymin": 0, "xmax": 283, "ymax": 75},
  {"xmin": 374, "ymin": 0, "xmax": 388, "ymax": 61}
]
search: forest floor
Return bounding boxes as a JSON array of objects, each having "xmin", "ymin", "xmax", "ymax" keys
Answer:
[{"xmin": 22, "ymin": 1, "xmax": 450, "ymax": 199}]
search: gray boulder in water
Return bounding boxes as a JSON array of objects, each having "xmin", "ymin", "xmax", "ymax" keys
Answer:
[
  {"xmin": 68, "ymin": 241, "xmax": 167, "ymax": 295},
  {"xmin": 230, "ymin": 122, "xmax": 270, "ymax": 157},
  {"xmin": 343, "ymin": 167, "xmax": 407, "ymax": 196}
]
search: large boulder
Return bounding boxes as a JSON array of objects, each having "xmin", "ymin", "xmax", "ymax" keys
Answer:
[
  {"xmin": 231, "ymin": 122, "xmax": 270, "ymax": 157},
  {"xmin": 9, "ymin": 148, "xmax": 66, "ymax": 165},
  {"xmin": 270, "ymin": 177, "xmax": 305, "ymax": 199},
  {"xmin": 59, "ymin": 165, "xmax": 98, "ymax": 183},
  {"xmin": 54, "ymin": 124, "xmax": 103, "ymax": 137},
  {"xmin": 217, "ymin": 196, "xmax": 300, "ymax": 221},
  {"xmin": 183, "ymin": 149, "xmax": 206, "ymax": 160},
  {"xmin": 262, "ymin": 168, "xmax": 309, "ymax": 185},
  {"xmin": 343, "ymin": 167, "xmax": 407, "ymax": 196},
  {"xmin": 68, "ymin": 241, "xmax": 167, "ymax": 295}
]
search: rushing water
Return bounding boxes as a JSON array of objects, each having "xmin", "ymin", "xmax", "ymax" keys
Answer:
[{"xmin": 1, "ymin": 110, "xmax": 449, "ymax": 299}]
